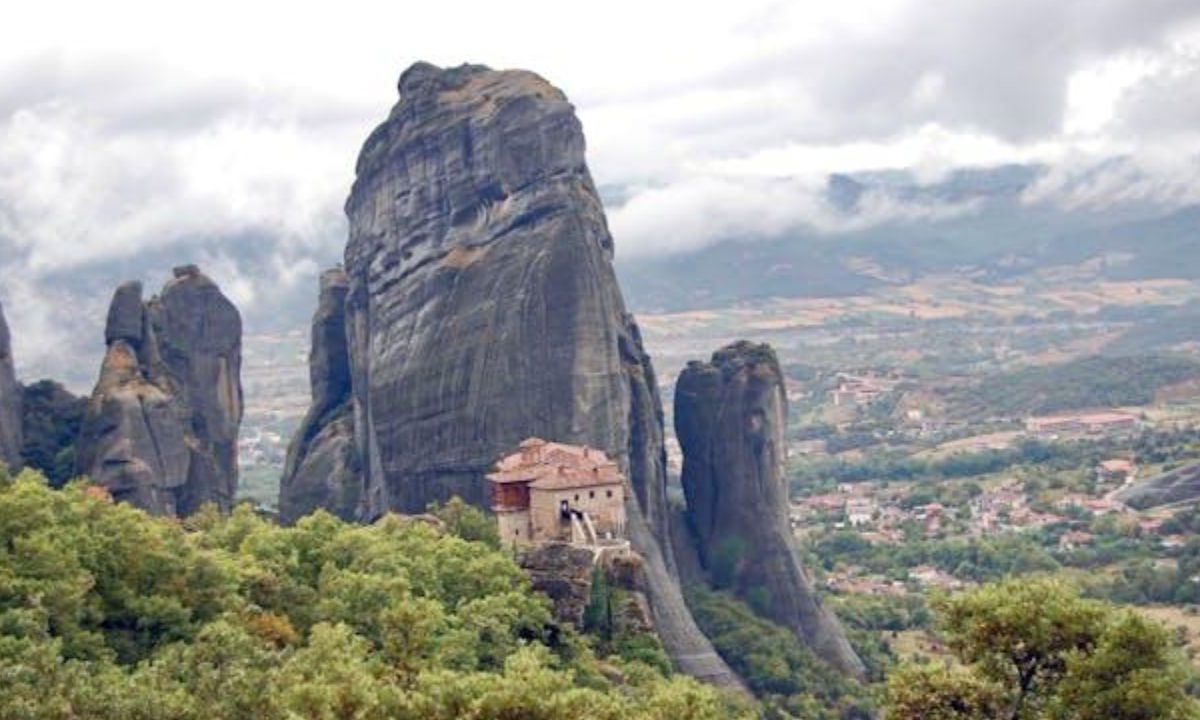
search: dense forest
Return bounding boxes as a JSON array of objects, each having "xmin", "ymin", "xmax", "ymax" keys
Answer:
[
  {"xmin": 0, "ymin": 469, "xmax": 749, "ymax": 719},
  {"xmin": 686, "ymin": 588, "xmax": 875, "ymax": 719}
]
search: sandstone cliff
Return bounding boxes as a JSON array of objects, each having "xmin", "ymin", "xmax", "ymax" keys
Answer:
[
  {"xmin": 279, "ymin": 268, "xmax": 361, "ymax": 523},
  {"xmin": 285, "ymin": 62, "xmax": 740, "ymax": 689},
  {"xmin": 0, "ymin": 301, "xmax": 21, "ymax": 470},
  {"xmin": 77, "ymin": 266, "xmax": 243, "ymax": 515},
  {"xmin": 676, "ymin": 340, "xmax": 865, "ymax": 678},
  {"xmin": 344, "ymin": 62, "xmax": 653, "ymax": 516}
]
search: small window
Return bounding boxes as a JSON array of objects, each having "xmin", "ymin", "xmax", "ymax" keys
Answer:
[
  {"xmin": 515, "ymin": 528, "xmax": 520, "ymax": 536},
  {"xmin": 606, "ymin": 490, "xmax": 613, "ymax": 498},
  {"xmin": 589, "ymin": 490, "xmax": 595, "ymax": 499},
  {"xmin": 574, "ymin": 494, "xmax": 580, "ymax": 501}
]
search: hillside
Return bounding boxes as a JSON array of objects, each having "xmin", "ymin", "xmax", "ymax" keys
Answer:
[
  {"xmin": 938, "ymin": 355, "xmax": 1200, "ymax": 420},
  {"xmin": 616, "ymin": 165, "xmax": 1199, "ymax": 313}
]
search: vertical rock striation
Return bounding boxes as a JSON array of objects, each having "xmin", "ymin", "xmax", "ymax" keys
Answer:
[
  {"xmin": 279, "ymin": 268, "xmax": 361, "ymax": 523},
  {"xmin": 675, "ymin": 340, "xmax": 866, "ymax": 678},
  {"xmin": 344, "ymin": 62, "xmax": 635, "ymax": 516},
  {"xmin": 0, "ymin": 301, "xmax": 22, "ymax": 470},
  {"xmin": 77, "ymin": 267, "xmax": 243, "ymax": 515},
  {"xmin": 284, "ymin": 62, "xmax": 741, "ymax": 689}
]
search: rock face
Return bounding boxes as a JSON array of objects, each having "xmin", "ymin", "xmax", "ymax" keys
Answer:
[
  {"xmin": 519, "ymin": 543, "xmax": 656, "ymax": 638},
  {"xmin": 77, "ymin": 267, "xmax": 243, "ymax": 515},
  {"xmin": 676, "ymin": 341, "xmax": 865, "ymax": 678},
  {"xmin": 0, "ymin": 301, "xmax": 21, "ymax": 470},
  {"xmin": 1117, "ymin": 462, "xmax": 1200, "ymax": 509},
  {"xmin": 279, "ymin": 268, "xmax": 361, "ymax": 523},
  {"xmin": 287, "ymin": 62, "xmax": 741, "ymax": 689},
  {"xmin": 345, "ymin": 62, "xmax": 653, "ymax": 516},
  {"xmin": 518, "ymin": 542, "xmax": 598, "ymax": 627}
]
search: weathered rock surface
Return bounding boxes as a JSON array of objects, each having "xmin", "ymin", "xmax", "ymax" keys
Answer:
[
  {"xmin": 279, "ymin": 268, "xmax": 361, "ymax": 523},
  {"xmin": 288, "ymin": 62, "xmax": 740, "ymax": 689},
  {"xmin": 1117, "ymin": 462, "xmax": 1200, "ymax": 509},
  {"xmin": 519, "ymin": 544, "xmax": 656, "ymax": 640},
  {"xmin": 519, "ymin": 542, "xmax": 598, "ymax": 627},
  {"xmin": 0, "ymin": 301, "xmax": 21, "ymax": 470},
  {"xmin": 346, "ymin": 62, "xmax": 645, "ymax": 515},
  {"xmin": 77, "ymin": 268, "xmax": 243, "ymax": 515},
  {"xmin": 676, "ymin": 340, "xmax": 865, "ymax": 678}
]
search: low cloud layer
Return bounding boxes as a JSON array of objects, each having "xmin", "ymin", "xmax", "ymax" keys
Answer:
[{"xmin": 1, "ymin": 0, "xmax": 1199, "ymax": 381}]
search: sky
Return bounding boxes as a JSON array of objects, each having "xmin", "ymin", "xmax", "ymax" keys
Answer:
[{"xmin": 1, "ymin": 0, "xmax": 1199, "ymax": 380}]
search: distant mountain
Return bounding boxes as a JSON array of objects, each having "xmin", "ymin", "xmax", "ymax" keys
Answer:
[{"xmin": 616, "ymin": 164, "xmax": 1198, "ymax": 312}]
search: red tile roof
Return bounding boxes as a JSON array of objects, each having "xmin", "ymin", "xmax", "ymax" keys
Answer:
[{"xmin": 487, "ymin": 438, "xmax": 624, "ymax": 491}]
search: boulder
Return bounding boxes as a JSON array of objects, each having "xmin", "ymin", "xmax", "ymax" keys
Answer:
[
  {"xmin": 676, "ymin": 340, "xmax": 865, "ymax": 678},
  {"xmin": 76, "ymin": 269, "xmax": 243, "ymax": 515},
  {"xmin": 104, "ymin": 281, "xmax": 145, "ymax": 346}
]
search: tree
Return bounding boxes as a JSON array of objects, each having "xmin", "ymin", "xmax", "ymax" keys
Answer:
[
  {"xmin": 887, "ymin": 577, "xmax": 1199, "ymax": 720},
  {"xmin": 887, "ymin": 664, "xmax": 1002, "ymax": 720},
  {"xmin": 0, "ymin": 472, "xmax": 752, "ymax": 720},
  {"xmin": 1048, "ymin": 612, "xmax": 1196, "ymax": 720},
  {"xmin": 427, "ymin": 496, "xmax": 500, "ymax": 548}
]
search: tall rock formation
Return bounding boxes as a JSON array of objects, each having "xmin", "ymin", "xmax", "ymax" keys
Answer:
[
  {"xmin": 283, "ymin": 62, "xmax": 741, "ymax": 689},
  {"xmin": 279, "ymin": 268, "xmax": 361, "ymax": 523},
  {"xmin": 676, "ymin": 341, "xmax": 866, "ymax": 679},
  {"xmin": 0, "ymin": 301, "xmax": 22, "ymax": 470},
  {"xmin": 77, "ymin": 266, "xmax": 243, "ymax": 515}
]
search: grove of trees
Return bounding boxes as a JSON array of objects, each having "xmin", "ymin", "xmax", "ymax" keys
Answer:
[{"xmin": 0, "ymin": 469, "xmax": 750, "ymax": 720}]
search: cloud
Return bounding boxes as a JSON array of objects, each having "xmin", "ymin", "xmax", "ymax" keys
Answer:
[
  {"xmin": 0, "ymin": 94, "xmax": 352, "ymax": 271},
  {"xmin": 0, "ymin": 0, "xmax": 1198, "ymax": 384},
  {"xmin": 608, "ymin": 169, "xmax": 986, "ymax": 258}
]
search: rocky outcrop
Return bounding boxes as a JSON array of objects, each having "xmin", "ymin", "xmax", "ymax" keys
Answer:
[
  {"xmin": 76, "ymin": 267, "xmax": 243, "ymax": 515},
  {"xmin": 0, "ymin": 301, "xmax": 21, "ymax": 471},
  {"xmin": 279, "ymin": 268, "xmax": 361, "ymax": 523},
  {"xmin": 345, "ymin": 62, "xmax": 648, "ymax": 516},
  {"xmin": 519, "ymin": 544, "xmax": 655, "ymax": 640},
  {"xmin": 676, "ymin": 341, "xmax": 865, "ymax": 679},
  {"xmin": 286, "ymin": 62, "xmax": 740, "ymax": 690},
  {"xmin": 519, "ymin": 542, "xmax": 598, "ymax": 627},
  {"xmin": 1117, "ymin": 462, "xmax": 1200, "ymax": 509}
]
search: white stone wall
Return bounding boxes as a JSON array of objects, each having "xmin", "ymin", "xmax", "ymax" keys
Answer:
[
  {"xmin": 497, "ymin": 508, "xmax": 532, "ymax": 545},
  {"xmin": 529, "ymin": 483, "xmax": 626, "ymax": 542}
]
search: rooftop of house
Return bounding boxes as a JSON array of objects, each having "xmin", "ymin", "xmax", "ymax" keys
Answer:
[{"xmin": 487, "ymin": 438, "xmax": 624, "ymax": 491}]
